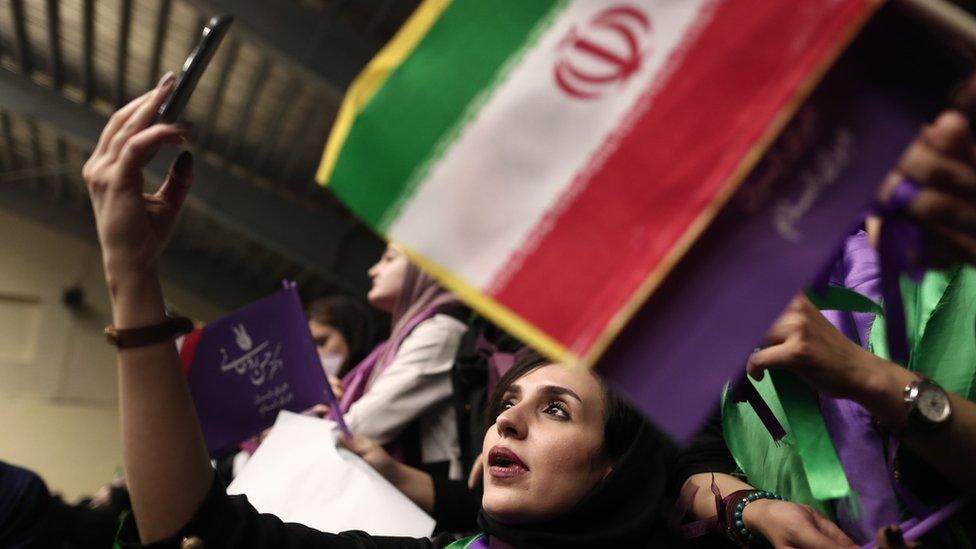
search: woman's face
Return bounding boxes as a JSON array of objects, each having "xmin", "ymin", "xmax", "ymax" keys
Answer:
[
  {"xmin": 481, "ymin": 364, "xmax": 612, "ymax": 524},
  {"xmin": 367, "ymin": 246, "xmax": 409, "ymax": 312},
  {"xmin": 308, "ymin": 320, "xmax": 349, "ymax": 375}
]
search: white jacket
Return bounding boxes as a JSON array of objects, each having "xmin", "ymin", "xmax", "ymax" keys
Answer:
[{"xmin": 344, "ymin": 313, "xmax": 468, "ymax": 480}]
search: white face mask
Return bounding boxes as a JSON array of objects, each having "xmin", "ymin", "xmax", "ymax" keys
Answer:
[{"xmin": 319, "ymin": 353, "xmax": 345, "ymax": 377}]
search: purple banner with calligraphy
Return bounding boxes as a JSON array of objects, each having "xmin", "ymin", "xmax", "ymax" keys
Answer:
[{"xmin": 183, "ymin": 286, "xmax": 329, "ymax": 456}]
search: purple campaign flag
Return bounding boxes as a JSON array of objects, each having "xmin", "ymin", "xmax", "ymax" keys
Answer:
[{"xmin": 181, "ymin": 284, "xmax": 332, "ymax": 456}]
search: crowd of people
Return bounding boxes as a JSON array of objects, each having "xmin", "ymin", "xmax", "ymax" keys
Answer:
[{"xmin": 4, "ymin": 47, "xmax": 976, "ymax": 549}]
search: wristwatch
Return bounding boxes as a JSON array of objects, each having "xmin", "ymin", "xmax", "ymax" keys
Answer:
[{"xmin": 893, "ymin": 376, "xmax": 953, "ymax": 435}]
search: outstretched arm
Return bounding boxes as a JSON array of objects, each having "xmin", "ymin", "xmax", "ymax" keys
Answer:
[{"xmin": 83, "ymin": 73, "xmax": 212, "ymax": 543}]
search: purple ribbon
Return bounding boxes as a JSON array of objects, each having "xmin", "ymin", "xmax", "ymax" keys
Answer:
[
  {"xmin": 729, "ymin": 373, "xmax": 787, "ymax": 441},
  {"xmin": 324, "ymin": 372, "xmax": 352, "ymax": 439},
  {"xmin": 900, "ymin": 499, "xmax": 967, "ymax": 544},
  {"xmin": 823, "ymin": 183, "xmax": 965, "ymax": 543},
  {"xmin": 874, "ymin": 178, "xmax": 924, "ymax": 365},
  {"xmin": 817, "ymin": 232, "xmax": 902, "ymax": 541},
  {"xmin": 859, "ymin": 499, "xmax": 967, "ymax": 549},
  {"xmin": 879, "ymin": 437, "xmax": 961, "ymax": 547},
  {"xmin": 673, "ymin": 474, "xmax": 727, "ymax": 539}
]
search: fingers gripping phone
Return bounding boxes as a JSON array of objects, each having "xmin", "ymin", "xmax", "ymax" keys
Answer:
[{"xmin": 155, "ymin": 14, "xmax": 233, "ymax": 124}]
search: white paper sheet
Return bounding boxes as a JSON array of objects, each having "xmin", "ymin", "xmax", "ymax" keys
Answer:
[{"xmin": 227, "ymin": 411, "xmax": 436, "ymax": 537}]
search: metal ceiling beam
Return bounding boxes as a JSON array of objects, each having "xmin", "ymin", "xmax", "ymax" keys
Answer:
[
  {"xmin": 53, "ymin": 136, "xmax": 69, "ymax": 204},
  {"xmin": 250, "ymin": 73, "xmax": 300, "ymax": 174},
  {"xmin": 115, "ymin": 0, "xmax": 133, "ymax": 107},
  {"xmin": 45, "ymin": 0, "xmax": 63, "ymax": 89},
  {"xmin": 0, "ymin": 111, "xmax": 19, "ymax": 170},
  {"xmin": 81, "ymin": 0, "xmax": 94, "ymax": 102},
  {"xmin": 24, "ymin": 118, "xmax": 44, "ymax": 190},
  {"xmin": 147, "ymin": 0, "xmax": 172, "ymax": 90},
  {"xmin": 224, "ymin": 54, "xmax": 269, "ymax": 162},
  {"xmin": 182, "ymin": 0, "xmax": 379, "ymax": 93},
  {"xmin": 197, "ymin": 37, "xmax": 238, "ymax": 149},
  {"xmin": 0, "ymin": 68, "xmax": 377, "ymax": 295},
  {"xmin": 9, "ymin": 0, "xmax": 32, "ymax": 76},
  {"xmin": 280, "ymin": 100, "xmax": 323, "ymax": 185}
]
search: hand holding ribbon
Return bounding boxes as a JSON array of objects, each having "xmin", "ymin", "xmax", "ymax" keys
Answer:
[{"xmin": 747, "ymin": 295, "xmax": 898, "ymax": 404}]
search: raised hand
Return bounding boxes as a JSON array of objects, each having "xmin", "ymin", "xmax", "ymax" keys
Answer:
[
  {"xmin": 746, "ymin": 294, "xmax": 919, "ymax": 429},
  {"xmin": 877, "ymin": 74, "xmax": 976, "ymax": 267},
  {"xmin": 82, "ymin": 72, "xmax": 193, "ymax": 285},
  {"xmin": 746, "ymin": 294, "xmax": 889, "ymax": 401}
]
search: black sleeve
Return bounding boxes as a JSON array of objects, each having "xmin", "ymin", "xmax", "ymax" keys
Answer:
[
  {"xmin": 0, "ymin": 461, "xmax": 53, "ymax": 548},
  {"xmin": 671, "ymin": 406, "xmax": 738, "ymax": 494},
  {"xmin": 46, "ymin": 495, "xmax": 119, "ymax": 548},
  {"xmin": 116, "ymin": 476, "xmax": 443, "ymax": 549},
  {"xmin": 431, "ymin": 476, "xmax": 482, "ymax": 534}
]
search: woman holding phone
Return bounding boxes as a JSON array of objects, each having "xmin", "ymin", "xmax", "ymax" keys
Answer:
[{"xmin": 77, "ymin": 75, "xmax": 689, "ymax": 548}]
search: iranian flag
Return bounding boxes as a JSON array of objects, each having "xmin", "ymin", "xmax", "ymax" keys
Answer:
[{"xmin": 317, "ymin": 0, "xmax": 880, "ymax": 369}]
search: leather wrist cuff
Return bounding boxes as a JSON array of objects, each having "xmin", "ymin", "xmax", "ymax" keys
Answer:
[
  {"xmin": 721, "ymin": 489, "xmax": 785, "ymax": 546},
  {"xmin": 105, "ymin": 316, "xmax": 194, "ymax": 348}
]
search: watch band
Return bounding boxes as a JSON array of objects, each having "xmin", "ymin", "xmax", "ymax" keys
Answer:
[{"xmin": 105, "ymin": 316, "xmax": 194, "ymax": 348}]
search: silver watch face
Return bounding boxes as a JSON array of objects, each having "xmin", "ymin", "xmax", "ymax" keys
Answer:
[{"xmin": 916, "ymin": 382, "xmax": 952, "ymax": 423}]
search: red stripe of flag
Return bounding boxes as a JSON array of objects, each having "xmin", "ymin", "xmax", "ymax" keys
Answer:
[{"xmin": 489, "ymin": 0, "xmax": 872, "ymax": 355}]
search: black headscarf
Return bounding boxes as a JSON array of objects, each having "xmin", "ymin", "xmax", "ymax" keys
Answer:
[
  {"xmin": 307, "ymin": 296, "xmax": 379, "ymax": 376},
  {"xmin": 476, "ymin": 414, "xmax": 679, "ymax": 548}
]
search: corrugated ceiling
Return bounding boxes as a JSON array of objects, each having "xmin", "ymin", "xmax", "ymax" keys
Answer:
[{"xmin": 0, "ymin": 0, "xmax": 418, "ymax": 308}]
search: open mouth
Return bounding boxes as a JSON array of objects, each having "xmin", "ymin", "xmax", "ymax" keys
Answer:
[{"xmin": 488, "ymin": 446, "xmax": 529, "ymax": 479}]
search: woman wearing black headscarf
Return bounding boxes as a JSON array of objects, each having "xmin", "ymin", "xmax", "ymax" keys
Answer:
[
  {"xmin": 472, "ymin": 352, "xmax": 678, "ymax": 548},
  {"xmin": 306, "ymin": 296, "xmax": 379, "ymax": 379},
  {"xmin": 340, "ymin": 351, "xmax": 680, "ymax": 547}
]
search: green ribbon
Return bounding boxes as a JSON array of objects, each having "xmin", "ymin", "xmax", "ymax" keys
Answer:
[
  {"xmin": 769, "ymin": 370, "xmax": 851, "ymax": 500},
  {"xmin": 112, "ymin": 510, "xmax": 130, "ymax": 549},
  {"xmin": 443, "ymin": 534, "xmax": 487, "ymax": 548},
  {"xmin": 805, "ymin": 286, "xmax": 883, "ymax": 316},
  {"xmin": 771, "ymin": 285, "xmax": 884, "ymax": 501},
  {"xmin": 722, "ymin": 375, "xmax": 833, "ymax": 517}
]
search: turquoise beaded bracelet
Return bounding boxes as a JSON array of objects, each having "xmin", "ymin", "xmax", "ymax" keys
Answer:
[{"xmin": 724, "ymin": 489, "xmax": 786, "ymax": 545}]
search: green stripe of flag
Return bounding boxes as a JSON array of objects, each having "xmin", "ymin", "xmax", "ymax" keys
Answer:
[{"xmin": 328, "ymin": 0, "xmax": 564, "ymax": 229}]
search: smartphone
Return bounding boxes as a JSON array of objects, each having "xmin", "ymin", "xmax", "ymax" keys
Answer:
[{"xmin": 156, "ymin": 14, "xmax": 233, "ymax": 124}]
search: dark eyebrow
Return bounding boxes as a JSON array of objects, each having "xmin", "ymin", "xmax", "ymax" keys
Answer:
[{"xmin": 539, "ymin": 384, "xmax": 582, "ymax": 403}]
